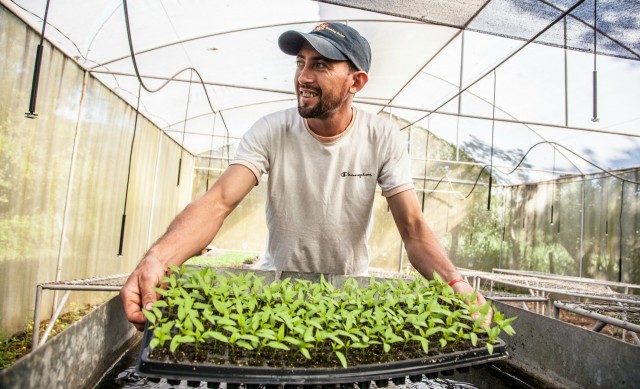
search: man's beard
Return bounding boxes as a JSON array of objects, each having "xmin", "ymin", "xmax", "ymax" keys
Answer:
[{"xmin": 297, "ymin": 86, "xmax": 342, "ymax": 119}]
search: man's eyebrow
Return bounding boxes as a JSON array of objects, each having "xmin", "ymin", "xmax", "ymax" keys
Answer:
[{"xmin": 296, "ymin": 53, "xmax": 331, "ymax": 62}]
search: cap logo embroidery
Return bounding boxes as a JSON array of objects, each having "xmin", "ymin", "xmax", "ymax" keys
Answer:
[{"xmin": 313, "ymin": 22, "xmax": 346, "ymax": 39}]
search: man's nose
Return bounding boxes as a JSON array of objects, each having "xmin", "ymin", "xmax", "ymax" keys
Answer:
[{"xmin": 297, "ymin": 66, "xmax": 313, "ymax": 84}]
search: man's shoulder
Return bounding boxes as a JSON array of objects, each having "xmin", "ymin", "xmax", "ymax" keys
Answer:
[
  {"xmin": 354, "ymin": 108, "xmax": 398, "ymax": 138},
  {"xmin": 246, "ymin": 107, "xmax": 302, "ymax": 137}
]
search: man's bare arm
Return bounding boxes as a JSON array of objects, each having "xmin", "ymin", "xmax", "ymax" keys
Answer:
[
  {"xmin": 386, "ymin": 189, "xmax": 491, "ymax": 323},
  {"xmin": 121, "ymin": 165, "xmax": 257, "ymax": 329}
]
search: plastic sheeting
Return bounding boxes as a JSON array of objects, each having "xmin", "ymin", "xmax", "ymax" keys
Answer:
[{"xmin": 0, "ymin": 6, "xmax": 194, "ymax": 336}]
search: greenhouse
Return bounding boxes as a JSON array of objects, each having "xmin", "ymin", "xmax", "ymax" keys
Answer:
[{"xmin": 0, "ymin": 0, "xmax": 639, "ymax": 388}]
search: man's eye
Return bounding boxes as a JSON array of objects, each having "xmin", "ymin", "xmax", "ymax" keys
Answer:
[{"xmin": 315, "ymin": 63, "xmax": 326, "ymax": 69}]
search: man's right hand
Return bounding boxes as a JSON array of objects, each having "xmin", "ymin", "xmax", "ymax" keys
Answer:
[
  {"xmin": 119, "ymin": 165, "xmax": 257, "ymax": 330},
  {"xmin": 120, "ymin": 255, "xmax": 167, "ymax": 331}
]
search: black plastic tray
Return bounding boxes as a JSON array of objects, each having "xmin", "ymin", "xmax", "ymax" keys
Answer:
[{"xmin": 135, "ymin": 323, "xmax": 508, "ymax": 386}]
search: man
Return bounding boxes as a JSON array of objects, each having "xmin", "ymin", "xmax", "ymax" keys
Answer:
[{"xmin": 121, "ymin": 22, "xmax": 490, "ymax": 330}]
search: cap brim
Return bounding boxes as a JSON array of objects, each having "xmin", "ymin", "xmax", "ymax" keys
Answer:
[{"xmin": 278, "ymin": 31, "xmax": 348, "ymax": 61}]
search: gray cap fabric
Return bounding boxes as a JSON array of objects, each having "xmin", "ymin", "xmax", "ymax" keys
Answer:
[{"xmin": 278, "ymin": 22, "xmax": 371, "ymax": 73}]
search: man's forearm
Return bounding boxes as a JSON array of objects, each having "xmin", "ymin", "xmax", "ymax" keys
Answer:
[
  {"xmin": 145, "ymin": 197, "xmax": 228, "ymax": 268},
  {"xmin": 403, "ymin": 222, "xmax": 461, "ymax": 282}
]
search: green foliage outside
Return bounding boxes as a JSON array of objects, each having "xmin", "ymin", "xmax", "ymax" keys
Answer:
[
  {"xmin": 185, "ymin": 252, "xmax": 258, "ymax": 268},
  {"xmin": 440, "ymin": 175, "xmax": 639, "ymax": 285}
]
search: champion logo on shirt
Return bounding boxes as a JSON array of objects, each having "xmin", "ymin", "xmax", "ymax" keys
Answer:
[{"xmin": 341, "ymin": 172, "xmax": 373, "ymax": 178}]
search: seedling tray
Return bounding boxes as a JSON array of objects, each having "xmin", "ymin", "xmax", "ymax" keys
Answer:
[{"xmin": 135, "ymin": 324, "xmax": 508, "ymax": 386}]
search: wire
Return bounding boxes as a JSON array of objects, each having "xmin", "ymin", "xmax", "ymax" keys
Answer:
[
  {"xmin": 423, "ymin": 138, "xmax": 640, "ymax": 201},
  {"xmin": 118, "ymin": 82, "xmax": 142, "ymax": 256},
  {"xmin": 422, "ymin": 169, "xmax": 485, "ymax": 200},
  {"xmin": 121, "ymin": 0, "xmax": 229, "ymax": 143},
  {"xmin": 218, "ymin": 111, "xmax": 232, "ymax": 165},
  {"xmin": 503, "ymin": 141, "xmax": 640, "ymax": 185},
  {"xmin": 176, "ymin": 69, "xmax": 193, "ymax": 186},
  {"xmin": 464, "ymin": 165, "xmax": 493, "ymax": 199},
  {"xmin": 206, "ymin": 113, "xmax": 218, "ymax": 191},
  {"xmin": 420, "ymin": 121, "xmax": 430, "ymax": 212},
  {"xmin": 85, "ymin": 4, "xmax": 122, "ymax": 59},
  {"xmin": 10, "ymin": 0, "xmax": 84, "ymax": 58}
]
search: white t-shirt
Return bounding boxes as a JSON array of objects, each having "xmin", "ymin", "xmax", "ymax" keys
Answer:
[{"xmin": 230, "ymin": 107, "xmax": 414, "ymax": 275}]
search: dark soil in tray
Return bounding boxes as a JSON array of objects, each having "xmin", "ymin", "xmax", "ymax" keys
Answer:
[{"xmin": 147, "ymin": 336, "xmax": 484, "ymax": 368}]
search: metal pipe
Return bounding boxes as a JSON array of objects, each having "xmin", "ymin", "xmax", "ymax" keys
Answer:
[
  {"xmin": 52, "ymin": 273, "xmax": 130, "ymax": 284},
  {"xmin": 87, "ymin": 69, "xmax": 640, "ymax": 139},
  {"xmin": 147, "ymin": 130, "xmax": 164, "ymax": 248},
  {"xmin": 455, "ymin": 31, "xmax": 465, "ymax": 162},
  {"xmin": 31, "ymin": 285, "xmax": 123, "ymax": 350},
  {"xmin": 31, "ymin": 285, "xmax": 43, "ymax": 351},
  {"xmin": 499, "ymin": 188, "xmax": 508, "ymax": 269},
  {"xmin": 554, "ymin": 301, "xmax": 640, "ymax": 334},
  {"xmin": 591, "ymin": 320, "xmax": 607, "ymax": 332},
  {"xmin": 488, "ymin": 296, "xmax": 547, "ymax": 302},
  {"xmin": 563, "ymin": 16, "xmax": 568, "ymax": 128},
  {"xmin": 52, "ymin": 70, "xmax": 89, "ymax": 312},
  {"xmin": 491, "ymin": 268, "xmax": 640, "ymax": 291},
  {"xmin": 39, "ymin": 291, "xmax": 70, "ymax": 347},
  {"xmin": 579, "ymin": 179, "xmax": 585, "ymax": 277},
  {"xmin": 473, "ymin": 276, "xmax": 640, "ymax": 305},
  {"xmin": 591, "ymin": 0, "xmax": 599, "ymax": 122},
  {"xmin": 618, "ymin": 182, "xmax": 624, "ymax": 283},
  {"xmin": 40, "ymin": 284, "xmax": 123, "ymax": 291}
]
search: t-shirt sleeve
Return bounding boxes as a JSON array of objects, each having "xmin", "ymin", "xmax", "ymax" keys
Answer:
[
  {"xmin": 378, "ymin": 123, "xmax": 414, "ymax": 197},
  {"xmin": 229, "ymin": 116, "xmax": 271, "ymax": 184}
]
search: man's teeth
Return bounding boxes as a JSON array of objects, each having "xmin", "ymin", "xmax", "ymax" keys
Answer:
[{"xmin": 301, "ymin": 91, "xmax": 318, "ymax": 98}]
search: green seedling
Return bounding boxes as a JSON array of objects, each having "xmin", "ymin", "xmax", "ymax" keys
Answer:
[{"xmin": 145, "ymin": 267, "xmax": 516, "ymax": 367}]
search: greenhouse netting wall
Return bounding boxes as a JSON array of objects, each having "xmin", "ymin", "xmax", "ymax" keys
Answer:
[
  {"xmin": 497, "ymin": 170, "xmax": 640, "ymax": 283},
  {"xmin": 0, "ymin": 6, "xmax": 194, "ymax": 338}
]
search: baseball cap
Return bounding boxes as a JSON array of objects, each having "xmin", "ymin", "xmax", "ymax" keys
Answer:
[{"xmin": 278, "ymin": 22, "xmax": 371, "ymax": 73}]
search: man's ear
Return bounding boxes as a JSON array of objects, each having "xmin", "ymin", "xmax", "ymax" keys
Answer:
[{"xmin": 349, "ymin": 71, "xmax": 369, "ymax": 94}]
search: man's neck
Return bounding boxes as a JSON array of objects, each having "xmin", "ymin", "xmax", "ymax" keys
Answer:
[{"xmin": 305, "ymin": 106, "xmax": 354, "ymax": 138}]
